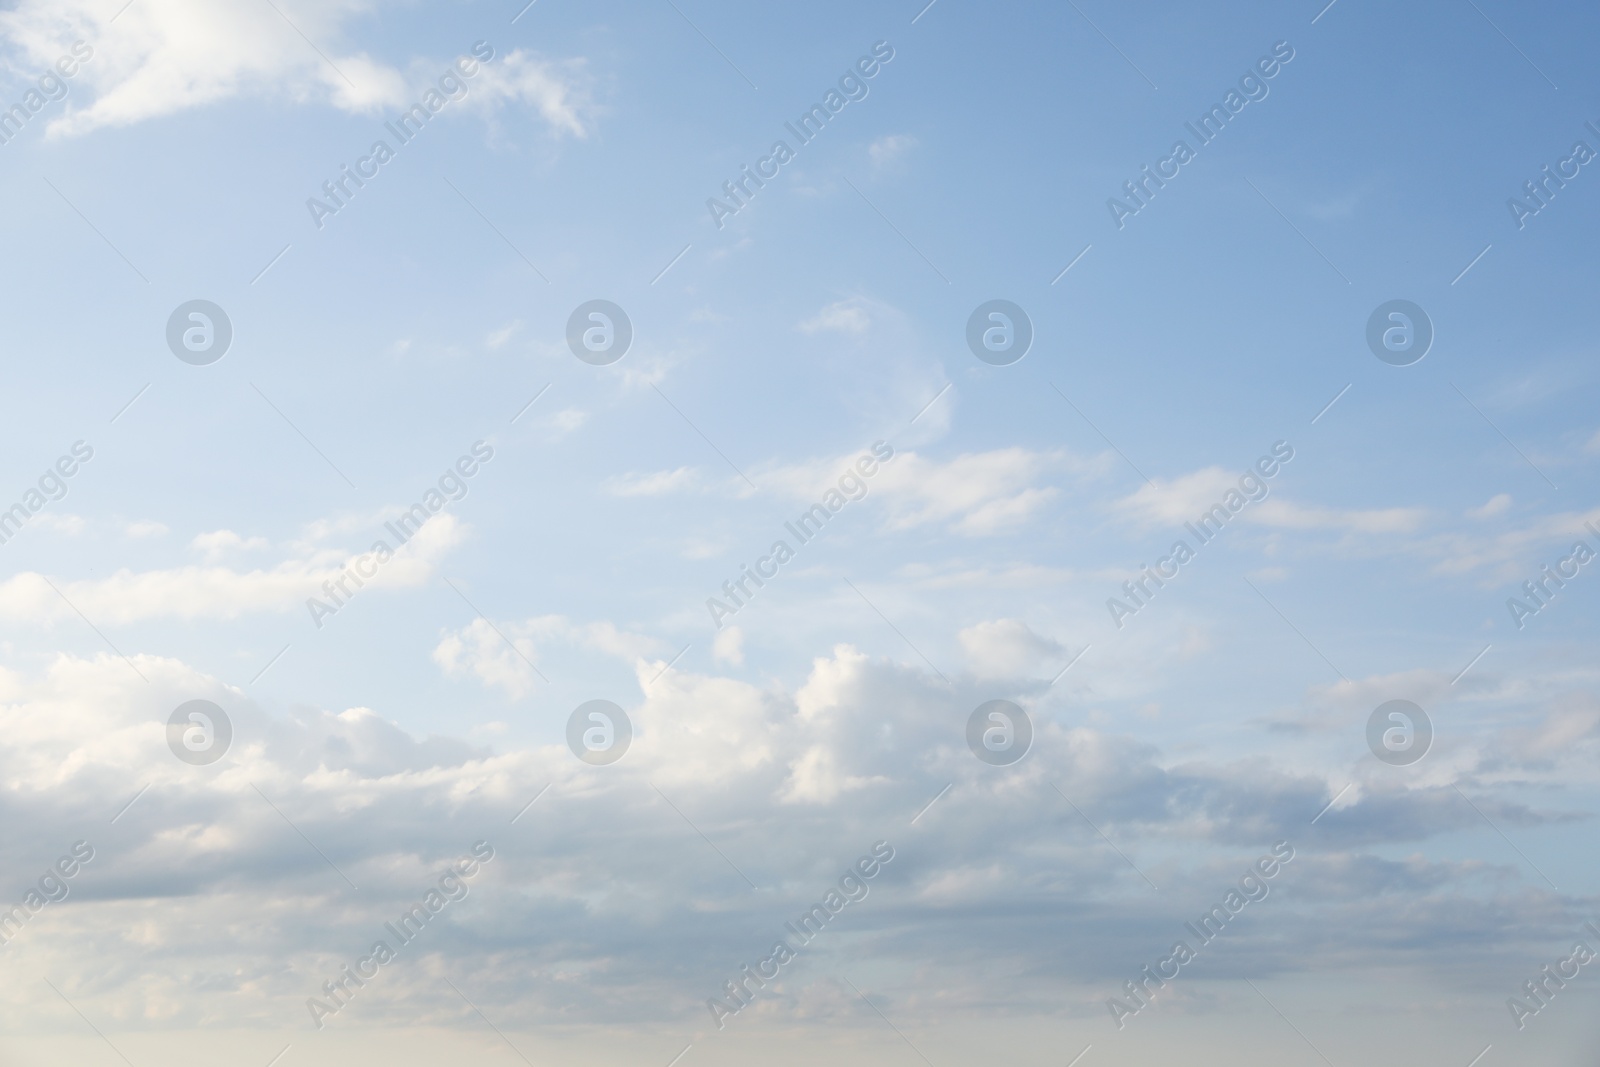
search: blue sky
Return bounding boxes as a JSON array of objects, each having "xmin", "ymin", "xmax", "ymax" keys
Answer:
[{"xmin": 1, "ymin": 0, "xmax": 1599, "ymax": 1064}]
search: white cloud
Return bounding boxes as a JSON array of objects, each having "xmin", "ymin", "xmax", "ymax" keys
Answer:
[
  {"xmin": 433, "ymin": 614, "xmax": 667, "ymax": 697},
  {"xmin": 0, "ymin": 4, "xmax": 591, "ymax": 139},
  {"xmin": 547, "ymin": 408, "xmax": 587, "ymax": 435},
  {"xmin": 957, "ymin": 619, "xmax": 1063, "ymax": 678},
  {"xmin": 680, "ymin": 536, "xmax": 728, "ymax": 560},
  {"xmin": 1251, "ymin": 498, "xmax": 1429, "ymax": 534},
  {"xmin": 603, "ymin": 467, "xmax": 700, "ymax": 497},
  {"xmin": 1424, "ymin": 507, "xmax": 1600, "ymax": 579},
  {"xmin": 0, "ymin": 645, "xmax": 1585, "ymax": 1034},
  {"xmin": 778, "ymin": 742, "xmax": 878, "ymax": 804},
  {"xmin": 1508, "ymin": 691, "xmax": 1600, "ymax": 759},
  {"xmin": 1111, "ymin": 467, "xmax": 1240, "ymax": 526},
  {"xmin": 30, "ymin": 512, "xmax": 85, "ymax": 535},
  {"xmin": 1271, "ymin": 669, "xmax": 1455, "ymax": 735},
  {"xmin": 873, "ymin": 448, "xmax": 1063, "ymax": 535},
  {"xmin": 2, "ymin": 0, "xmax": 403, "ymax": 135},
  {"xmin": 798, "ymin": 298, "xmax": 871, "ymax": 335},
  {"xmin": 619, "ymin": 356, "xmax": 672, "ymax": 390},
  {"xmin": 868, "ymin": 133, "xmax": 916, "ymax": 171},
  {"xmin": 1469, "ymin": 493, "xmax": 1512, "ymax": 519},
  {"xmin": 432, "ymin": 617, "xmax": 542, "ymax": 698},
  {"xmin": 1108, "ymin": 469, "xmax": 1600, "ymax": 587},
  {"xmin": 1302, "ymin": 179, "xmax": 1379, "ymax": 221},
  {"xmin": 464, "ymin": 50, "xmax": 591, "ymax": 138},
  {"xmin": 1113, "ymin": 467, "xmax": 1428, "ymax": 535},
  {"xmin": 485, "ymin": 320, "xmax": 522, "ymax": 349},
  {"xmin": 578, "ymin": 619, "xmax": 666, "ymax": 661},
  {"xmin": 123, "ymin": 519, "xmax": 168, "ymax": 538},
  {"xmin": 713, "ymin": 625, "xmax": 744, "ymax": 665},
  {"xmin": 189, "ymin": 529, "xmax": 269, "ymax": 559},
  {"xmin": 761, "ymin": 446, "xmax": 1079, "ymax": 537},
  {"xmin": 0, "ymin": 513, "xmax": 465, "ymax": 624}
]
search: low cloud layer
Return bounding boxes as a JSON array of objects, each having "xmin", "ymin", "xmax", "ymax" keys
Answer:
[{"xmin": 1, "ymin": 643, "xmax": 1593, "ymax": 1035}]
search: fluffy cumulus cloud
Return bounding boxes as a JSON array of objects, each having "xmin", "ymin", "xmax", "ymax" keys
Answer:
[
  {"xmin": 432, "ymin": 616, "xmax": 543, "ymax": 698},
  {"xmin": 0, "ymin": 644, "xmax": 1592, "ymax": 1038},
  {"xmin": 432, "ymin": 614, "xmax": 667, "ymax": 699},
  {"xmin": 958, "ymin": 618, "xmax": 1065, "ymax": 678}
]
